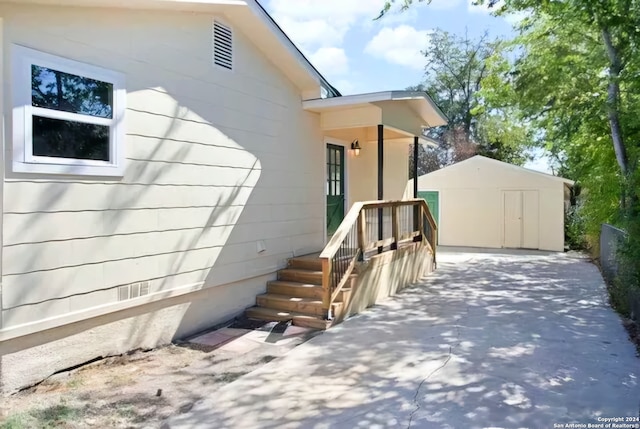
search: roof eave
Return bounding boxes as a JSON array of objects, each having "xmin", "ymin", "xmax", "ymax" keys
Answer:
[
  {"xmin": 248, "ymin": 0, "xmax": 340, "ymax": 97},
  {"xmin": 391, "ymin": 90, "xmax": 449, "ymax": 126},
  {"xmin": 303, "ymin": 90, "xmax": 448, "ymax": 128},
  {"xmin": 9, "ymin": 0, "xmax": 339, "ymax": 97},
  {"xmin": 448, "ymin": 155, "xmax": 576, "ymax": 186}
]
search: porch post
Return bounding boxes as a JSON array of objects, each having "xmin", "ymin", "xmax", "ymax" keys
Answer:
[
  {"xmin": 378, "ymin": 124, "xmax": 384, "ymax": 253},
  {"xmin": 413, "ymin": 136, "xmax": 419, "ymax": 198},
  {"xmin": 413, "ymin": 136, "xmax": 420, "ymax": 236},
  {"xmin": 378, "ymin": 124, "xmax": 384, "ymax": 200}
]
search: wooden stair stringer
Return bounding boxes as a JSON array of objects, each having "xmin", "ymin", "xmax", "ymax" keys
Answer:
[{"xmin": 244, "ymin": 253, "xmax": 358, "ymax": 330}]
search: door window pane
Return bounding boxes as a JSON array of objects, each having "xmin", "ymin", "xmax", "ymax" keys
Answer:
[
  {"xmin": 31, "ymin": 65, "xmax": 113, "ymax": 119},
  {"xmin": 32, "ymin": 116, "xmax": 110, "ymax": 161},
  {"xmin": 327, "ymin": 145, "xmax": 345, "ymax": 198}
]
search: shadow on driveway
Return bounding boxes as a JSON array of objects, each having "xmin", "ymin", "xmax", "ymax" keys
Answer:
[{"xmin": 165, "ymin": 249, "xmax": 640, "ymax": 429}]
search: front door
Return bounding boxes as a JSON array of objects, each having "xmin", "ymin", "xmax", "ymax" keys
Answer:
[{"xmin": 326, "ymin": 144, "xmax": 345, "ymax": 237}]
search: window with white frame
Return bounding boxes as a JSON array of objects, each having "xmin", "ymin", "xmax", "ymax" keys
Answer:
[{"xmin": 12, "ymin": 45, "xmax": 126, "ymax": 176}]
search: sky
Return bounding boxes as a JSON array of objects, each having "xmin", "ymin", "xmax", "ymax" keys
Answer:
[
  {"xmin": 264, "ymin": 0, "xmax": 550, "ymax": 172},
  {"xmin": 264, "ymin": 0, "xmax": 519, "ymax": 95}
]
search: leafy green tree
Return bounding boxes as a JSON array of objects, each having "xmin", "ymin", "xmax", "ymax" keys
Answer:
[
  {"xmin": 407, "ymin": 30, "xmax": 532, "ymax": 175},
  {"xmin": 408, "ymin": 141, "xmax": 439, "ymax": 179},
  {"xmin": 383, "ymin": 0, "xmax": 640, "ymax": 180},
  {"xmin": 480, "ymin": 3, "xmax": 640, "ymax": 232},
  {"xmin": 383, "ymin": 0, "xmax": 640, "ymax": 312}
]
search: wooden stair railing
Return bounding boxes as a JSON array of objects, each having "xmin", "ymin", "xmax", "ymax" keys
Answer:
[{"xmin": 319, "ymin": 199, "xmax": 437, "ymax": 320}]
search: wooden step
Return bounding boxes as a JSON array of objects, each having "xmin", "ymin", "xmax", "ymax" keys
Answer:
[
  {"xmin": 267, "ymin": 281, "xmax": 352, "ymax": 302},
  {"xmin": 267, "ymin": 281, "xmax": 324, "ymax": 299},
  {"xmin": 278, "ymin": 268, "xmax": 322, "ymax": 285},
  {"xmin": 245, "ymin": 307, "xmax": 331, "ymax": 330},
  {"xmin": 256, "ymin": 293, "xmax": 342, "ymax": 316},
  {"xmin": 288, "ymin": 256, "xmax": 322, "ymax": 271},
  {"xmin": 245, "ymin": 306, "xmax": 294, "ymax": 322}
]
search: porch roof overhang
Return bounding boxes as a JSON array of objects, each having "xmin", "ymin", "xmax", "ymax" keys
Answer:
[{"xmin": 303, "ymin": 91, "xmax": 448, "ymax": 144}]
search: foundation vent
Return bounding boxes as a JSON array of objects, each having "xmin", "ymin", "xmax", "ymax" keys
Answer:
[{"xmin": 118, "ymin": 281, "xmax": 151, "ymax": 301}]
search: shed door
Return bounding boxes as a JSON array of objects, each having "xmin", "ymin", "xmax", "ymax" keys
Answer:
[
  {"xmin": 503, "ymin": 190, "xmax": 539, "ymax": 249},
  {"xmin": 503, "ymin": 191, "xmax": 523, "ymax": 249},
  {"xmin": 522, "ymin": 190, "xmax": 540, "ymax": 249},
  {"xmin": 418, "ymin": 191, "xmax": 439, "ymax": 227}
]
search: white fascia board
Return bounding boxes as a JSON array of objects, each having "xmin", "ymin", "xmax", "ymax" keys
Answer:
[
  {"xmin": 304, "ymin": 90, "xmax": 435, "ymax": 107},
  {"xmin": 303, "ymin": 90, "xmax": 448, "ymax": 126},
  {"xmin": 245, "ymin": 0, "xmax": 336, "ymax": 95},
  {"xmin": 303, "ymin": 91, "xmax": 396, "ymax": 109}
]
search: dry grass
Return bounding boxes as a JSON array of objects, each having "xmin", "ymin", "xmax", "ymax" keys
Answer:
[{"xmin": 0, "ymin": 325, "xmax": 319, "ymax": 429}]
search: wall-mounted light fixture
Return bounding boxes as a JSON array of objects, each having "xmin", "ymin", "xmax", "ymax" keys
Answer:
[{"xmin": 350, "ymin": 139, "xmax": 361, "ymax": 156}]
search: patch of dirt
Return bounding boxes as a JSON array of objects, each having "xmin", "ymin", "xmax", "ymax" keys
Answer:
[{"xmin": 0, "ymin": 322, "xmax": 320, "ymax": 429}]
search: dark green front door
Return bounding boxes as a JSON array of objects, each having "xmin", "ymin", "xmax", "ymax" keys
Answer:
[
  {"xmin": 419, "ymin": 191, "xmax": 440, "ymax": 227},
  {"xmin": 327, "ymin": 144, "xmax": 345, "ymax": 237}
]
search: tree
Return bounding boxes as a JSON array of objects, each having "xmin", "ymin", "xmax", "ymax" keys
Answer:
[
  {"xmin": 383, "ymin": 0, "xmax": 639, "ymax": 180},
  {"xmin": 408, "ymin": 142, "xmax": 439, "ymax": 179},
  {"xmin": 383, "ymin": 0, "xmax": 640, "ymax": 315},
  {"xmin": 476, "ymin": 2, "xmax": 640, "ymax": 228},
  {"xmin": 407, "ymin": 30, "xmax": 531, "ymax": 176}
]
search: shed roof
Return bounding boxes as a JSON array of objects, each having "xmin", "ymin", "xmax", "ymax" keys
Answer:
[{"xmin": 420, "ymin": 155, "xmax": 575, "ymax": 187}]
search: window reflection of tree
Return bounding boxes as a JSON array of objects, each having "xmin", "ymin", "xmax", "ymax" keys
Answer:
[
  {"xmin": 32, "ymin": 117, "xmax": 110, "ymax": 161},
  {"xmin": 30, "ymin": 65, "xmax": 112, "ymax": 161}
]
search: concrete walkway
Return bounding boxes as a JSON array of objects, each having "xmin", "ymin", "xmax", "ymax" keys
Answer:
[{"xmin": 165, "ymin": 249, "xmax": 639, "ymax": 429}]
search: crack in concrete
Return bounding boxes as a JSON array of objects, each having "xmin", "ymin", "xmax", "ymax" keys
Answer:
[
  {"xmin": 407, "ymin": 311, "xmax": 465, "ymax": 429},
  {"xmin": 406, "ymin": 347, "xmax": 453, "ymax": 429}
]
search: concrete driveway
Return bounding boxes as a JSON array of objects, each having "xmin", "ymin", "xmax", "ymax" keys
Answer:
[{"xmin": 165, "ymin": 248, "xmax": 639, "ymax": 429}]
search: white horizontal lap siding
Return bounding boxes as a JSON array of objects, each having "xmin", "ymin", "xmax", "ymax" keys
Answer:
[
  {"xmin": 383, "ymin": 142, "xmax": 411, "ymax": 200},
  {"xmin": 4, "ymin": 217, "xmax": 324, "ymax": 277},
  {"xmin": 4, "ymin": 204, "xmax": 324, "ymax": 246},
  {"xmin": 0, "ymin": 5, "xmax": 324, "ymax": 327}
]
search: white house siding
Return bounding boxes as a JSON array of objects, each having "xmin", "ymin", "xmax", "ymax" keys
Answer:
[
  {"xmin": 347, "ymin": 133, "xmax": 410, "ymax": 206},
  {"xmin": 383, "ymin": 141, "xmax": 411, "ymax": 201},
  {"xmin": 0, "ymin": 4, "xmax": 324, "ymax": 390}
]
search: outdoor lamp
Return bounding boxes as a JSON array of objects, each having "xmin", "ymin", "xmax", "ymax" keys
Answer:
[{"xmin": 351, "ymin": 139, "xmax": 361, "ymax": 156}]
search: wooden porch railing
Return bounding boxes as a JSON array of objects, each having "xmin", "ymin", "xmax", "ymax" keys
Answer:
[{"xmin": 319, "ymin": 199, "xmax": 437, "ymax": 319}]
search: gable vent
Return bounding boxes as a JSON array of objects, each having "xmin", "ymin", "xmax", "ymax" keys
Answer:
[{"xmin": 213, "ymin": 21, "xmax": 233, "ymax": 70}]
